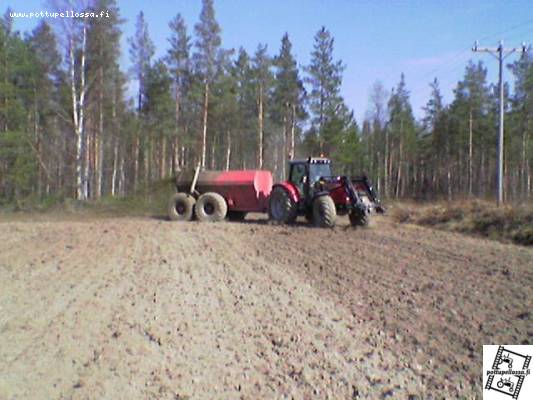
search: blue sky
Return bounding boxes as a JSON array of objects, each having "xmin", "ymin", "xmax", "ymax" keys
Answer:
[{"xmin": 6, "ymin": 0, "xmax": 533, "ymax": 121}]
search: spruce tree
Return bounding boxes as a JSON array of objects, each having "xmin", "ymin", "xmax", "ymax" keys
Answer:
[
  {"xmin": 26, "ymin": 21, "xmax": 61, "ymax": 198},
  {"xmin": 305, "ymin": 26, "xmax": 346, "ymax": 155}
]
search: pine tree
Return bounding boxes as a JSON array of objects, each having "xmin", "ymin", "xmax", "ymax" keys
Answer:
[
  {"xmin": 194, "ymin": 0, "xmax": 222, "ymax": 169},
  {"xmin": 211, "ymin": 53, "xmax": 238, "ymax": 170},
  {"xmin": 509, "ymin": 52, "xmax": 533, "ymax": 198},
  {"xmin": 87, "ymin": 0, "xmax": 123, "ymax": 198},
  {"xmin": 451, "ymin": 61, "xmax": 491, "ymax": 196},
  {"xmin": 272, "ymin": 33, "xmax": 305, "ymax": 177},
  {"xmin": 166, "ymin": 13, "xmax": 191, "ymax": 173},
  {"xmin": 129, "ymin": 11, "xmax": 154, "ymax": 189},
  {"xmin": 366, "ymin": 81, "xmax": 389, "ymax": 195},
  {"xmin": 421, "ymin": 78, "xmax": 446, "ymax": 199},
  {"xmin": 387, "ymin": 74, "xmax": 416, "ymax": 198},
  {"xmin": 144, "ymin": 60, "xmax": 174, "ymax": 180},
  {"xmin": 233, "ymin": 47, "xmax": 255, "ymax": 169},
  {"xmin": 251, "ymin": 44, "xmax": 272, "ymax": 169}
]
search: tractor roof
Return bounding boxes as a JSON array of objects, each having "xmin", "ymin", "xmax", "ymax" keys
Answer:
[{"xmin": 289, "ymin": 157, "xmax": 331, "ymax": 165}]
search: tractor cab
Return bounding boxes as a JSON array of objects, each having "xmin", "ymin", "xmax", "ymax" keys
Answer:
[{"xmin": 288, "ymin": 157, "xmax": 332, "ymax": 200}]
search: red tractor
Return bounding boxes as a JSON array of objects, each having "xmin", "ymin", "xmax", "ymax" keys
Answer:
[{"xmin": 268, "ymin": 157, "xmax": 383, "ymax": 228}]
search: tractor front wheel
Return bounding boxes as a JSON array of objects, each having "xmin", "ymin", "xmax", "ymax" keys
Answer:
[
  {"xmin": 168, "ymin": 192, "xmax": 196, "ymax": 221},
  {"xmin": 195, "ymin": 192, "xmax": 228, "ymax": 222},
  {"xmin": 268, "ymin": 187, "xmax": 297, "ymax": 224},
  {"xmin": 313, "ymin": 195, "xmax": 336, "ymax": 228},
  {"xmin": 349, "ymin": 209, "xmax": 370, "ymax": 227}
]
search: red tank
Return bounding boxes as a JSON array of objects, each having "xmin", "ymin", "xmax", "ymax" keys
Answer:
[{"xmin": 175, "ymin": 170, "xmax": 273, "ymax": 212}]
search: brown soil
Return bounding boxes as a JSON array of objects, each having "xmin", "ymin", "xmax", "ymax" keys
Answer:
[{"xmin": 0, "ymin": 214, "xmax": 531, "ymax": 399}]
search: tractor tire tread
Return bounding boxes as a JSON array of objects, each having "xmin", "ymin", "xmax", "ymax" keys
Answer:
[
  {"xmin": 268, "ymin": 187, "xmax": 297, "ymax": 224},
  {"xmin": 313, "ymin": 195, "xmax": 336, "ymax": 228}
]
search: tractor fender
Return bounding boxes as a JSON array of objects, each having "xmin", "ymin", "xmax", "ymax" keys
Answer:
[{"xmin": 272, "ymin": 182, "xmax": 300, "ymax": 204}]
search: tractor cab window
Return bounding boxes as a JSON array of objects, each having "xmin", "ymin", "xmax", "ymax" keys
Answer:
[
  {"xmin": 290, "ymin": 163, "xmax": 308, "ymax": 195},
  {"xmin": 309, "ymin": 163, "xmax": 332, "ymax": 185},
  {"xmin": 290, "ymin": 163, "xmax": 307, "ymax": 184}
]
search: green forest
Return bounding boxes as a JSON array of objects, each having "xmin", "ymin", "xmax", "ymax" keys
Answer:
[{"xmin": 0, "ymin": 0, "xmax": 531, "ymax": 207}]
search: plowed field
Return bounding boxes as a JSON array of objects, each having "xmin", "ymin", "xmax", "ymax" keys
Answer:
[{"xmin": 1, "ymin": 214, "xmax": 531, "ymax": 399}]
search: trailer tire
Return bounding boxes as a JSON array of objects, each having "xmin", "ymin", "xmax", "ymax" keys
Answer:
[
  {"xmin": 168, "ymin": 192, "xmax": 195, "ymax": 221},
  {"xmin": 313, "ymin": 195, "xmax": 336, "ymax": 228},
  {"xmin": 349, "ymin": 209, "xmax": 370, "ymax": 227},
  {"xmin": 268, "ymin": 186, "xmax": 297, "ymax": 224},
  {"xmin": 195, "ymin": 192, "xmax": 227, "ymax": 222},
  {"xmin": 227, "ymin": 211, "xmax": 247, "ymax": 221}
]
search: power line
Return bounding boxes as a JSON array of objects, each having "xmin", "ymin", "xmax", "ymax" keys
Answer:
[
  {"xmin": 477, "ymin": 19, "xmax": 533, "ymax": 42},
  {"xmin": 472, "ymin": 40, "xmax": 528, "ymax": 206},
  {"xmin": 410, "ymin": 20, "xmax": 533, "ymax": 97}
]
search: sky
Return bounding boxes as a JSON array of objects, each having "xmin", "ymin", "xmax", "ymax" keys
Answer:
[{"xmin": 5, "ymin": 0, "xmax": 533, "ymax": 121}]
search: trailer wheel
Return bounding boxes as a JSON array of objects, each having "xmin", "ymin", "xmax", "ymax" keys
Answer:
[
  {"xmin": 313, "ymin": 195, "xmax": 336, "ymax": 228},
  {"xmin": 195, "ymin": 192, "xmax": 227, "ymax": 222},
  {"xmin": 268, "ymin": 186, "xmax": 297, "ymax": 224},
  {"xmin": 227, "ymin": 211, "xmax": 247, "ymax": 221},
  {"xmin": 168, "ymin": 192, "xmax": 195, "ymax": 221},
  {"xmin": 349, "ymin": 209, "xmax": 370, "ymax": 227}
]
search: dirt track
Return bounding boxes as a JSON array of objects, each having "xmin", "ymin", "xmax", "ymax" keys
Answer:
[{"xmin": 0, "ymin": 214, "xmax": 531, "ymax": 399}]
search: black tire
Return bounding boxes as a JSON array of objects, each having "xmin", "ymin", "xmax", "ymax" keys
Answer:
[
  {"xmin": 313, "ymin": 195, "xmax": 336, "ymax": 228},
  {"xmin": 168, "ymin": 192, "xmax": 195, "ymax": 221},
  {"xmin": 349, "ymin": 209, "xmax": 370, "ymax": 227},
  {"xmin": 227, "ymin": 211, "xmax": 247, "ymax": 221},
  {"xmin": 268, "ymin": 186, "xmax": 297, "ymax": 224},
  {"xmin": 195, "ymin": 192, "xmax": 227, "ymax": 222}
]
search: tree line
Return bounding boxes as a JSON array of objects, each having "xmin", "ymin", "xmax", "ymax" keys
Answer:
[{"xmin": 0, "ymin": 0, "xmax": 531, "ymax": 207}]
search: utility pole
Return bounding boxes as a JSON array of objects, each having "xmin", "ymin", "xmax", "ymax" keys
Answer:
[{"xmin": 472, "ymin": 41, "xmax": 528, "ymax": 206}]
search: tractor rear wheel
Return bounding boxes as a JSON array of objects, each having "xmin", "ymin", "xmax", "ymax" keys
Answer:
[
  {"xmin": 349, "ymin": 209, "xmax": 370, "ymax": 227},
  {"xmin": 268, "ymin": 186, "xmax": 297, "ymax": 224},
  {"xmin": 313, "ymin": 195, "xmax": 336, "ymax": 228},
  {"xmin": 168, "ymin": 192, "xmax": 195, "ymax": 221},
  {"xmin": 195, "ymin": 192, "xmax": 227, "ymax": 222}
]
